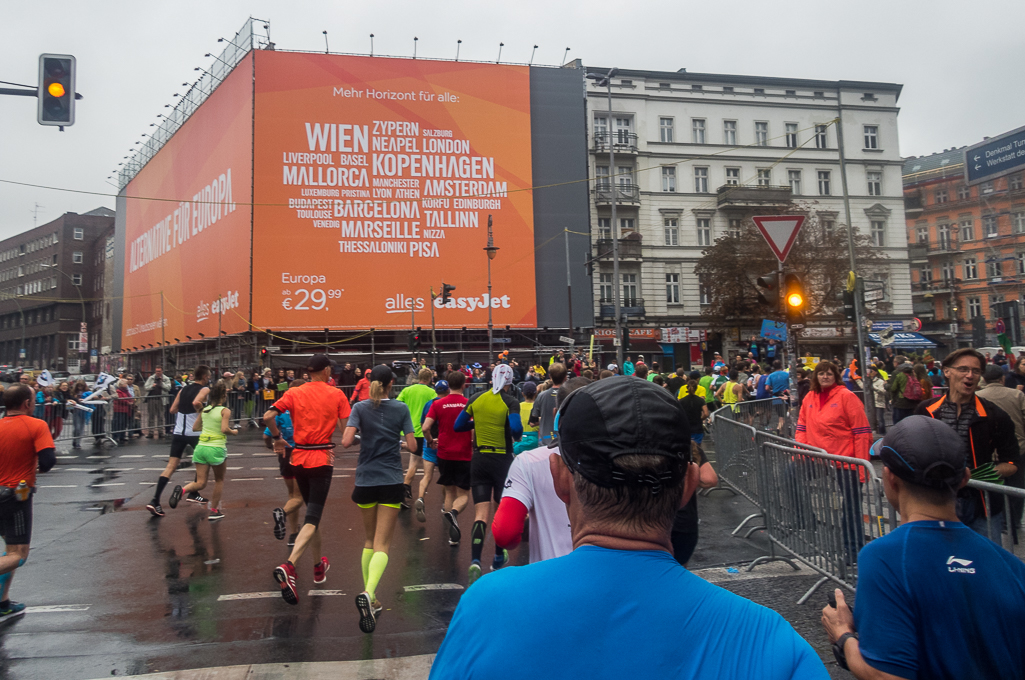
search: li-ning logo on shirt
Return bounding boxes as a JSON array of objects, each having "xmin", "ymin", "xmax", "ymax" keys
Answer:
[{"xmin": 946, "ymin": 556, "xmax": 976, "ymax": 574}]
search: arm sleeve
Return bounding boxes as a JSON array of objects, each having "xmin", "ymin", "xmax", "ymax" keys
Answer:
[
  {"xmin": 454, "ymin": 409, "xmax": 474, "ymax": 432},
  {"xmin": 795, "ymin": 401, "xmax": 809, "ymax": 443},
  {"xmin": 508, "ymin": 412, "xmax": 523, "ymax": 439},
  {"xmin": 492, "ymin": 497, "xmax": 529, "ymax": 550},
  {"xmin": 37, "ymin": 447, "xmax": 56, "ymax": 473}
]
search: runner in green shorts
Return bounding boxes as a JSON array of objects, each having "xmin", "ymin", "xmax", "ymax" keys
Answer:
[{"xmin": 170, "ymin": 380, "xmax": 237, "ymax": 520}]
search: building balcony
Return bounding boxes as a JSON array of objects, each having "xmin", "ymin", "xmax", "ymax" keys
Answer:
[
  {"xmin": 593, "ymin": 131, "xmax": 639, "ymax": 155},
  {"xmin": 716, "ymin": 184, "xmax": 792, "ymax": 208},
  {"xmin": 912, "ymin": 279, "xmax": 958, "ymax": 295},
  {"xmin": 598, "ymin": 297, "xmax": 645, "ymax": 319},
  {"xmin": 912, "ymin": 300, "xmax": 936, "ymax": 317},
  {"xmin": 907, "ymin": 243, "xmax": 928, "ymax": 262},
  {"xmin": 594, "ymin": 183, "xmax": 641, "ymax": 205},
  {"xmin": 911, "ymin": 240, "xmax": 960, "ymax": 256},
  {"xmin": 904, "ymin": 193, "xmax": 923, "ymax": 215},
  {"xmin": 593, "ymin": 238, "xmax": 642, "ymax": 260}
]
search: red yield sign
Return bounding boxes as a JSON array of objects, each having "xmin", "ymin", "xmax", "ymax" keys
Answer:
[{"xmin": 752, "ymin": 215, "xmax": 806, "ymax": 263}]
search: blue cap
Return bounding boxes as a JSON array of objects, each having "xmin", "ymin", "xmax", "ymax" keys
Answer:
[{"xmin": 434, "ymin": 380, "xmax": 450, "ymax": 394}]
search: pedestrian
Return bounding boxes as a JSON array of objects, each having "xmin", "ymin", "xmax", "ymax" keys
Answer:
[
  {"xmin": 112, "ymin": 379, "xmax": 133, "ymax": 444},
  {"xmin": 514, "ymin": 381, "xmax": 539, "ymax": 454},
  {"xmin": 144, "ymin": 367, "xmax": 172, "ymax": 438},
  {"xmin": 397, "ymin": 367, "xmax": 438, "ymax": 509},
  {"xmin": 1004, "ymin": 355, "xmax": 1025, "ymax": 391},
  {"xmin": 70, "ymin": 380, "xmax": 90, "ymax": 449},
  {"xmin": 454, "ymin": 363, "xmax": 522, "ymax": 586},
  {"xmin": 823, "ymin": 416, "xmax": 1025, "ymax": 679},
  {"xmin": 857, "ymin": 366, "xmax": 889, "ymax": 435},
  {"xmin": 678, "ymin": 377, "xmax": 709, "ymax": 445},
  {"xmin": 146, "ymin": 366, "xmax": 211, "ymax": 517},
  {"xmin": 169, "ymin": 380, "xmax": 237, "ymax": 520},
  {"xmin": 267, "ymin": 355, "xmax": 351, "ymax": 606},
  {"xmin": 423, "ymin": 370, "xmax": 473, "ymax": 545},
  {"xmin": 912, "ymin": 363, "xmax": 933, "ymax": 400},
  {"xmin": 413, "ymin": 379, "xmax": 447, "ymax": 522},
  {"xmin": 51, "ymin": 381, "xmax": 70, "ymax": 439},
  {"xmin": 977, "ymin": 364, "xmax": 1025, "ymax": 531},
  {"xmin": 350, "ymin": 368, "xmax": 371, "ymax": 405},
  {"xmin": 341, "ymin": 364, "xmax": 416, "ymax": 633},
  {"xmin": 126, "ymin": 374, "xmax": 143, "ymax": 438},
  {"xmin": 0, "ymin": 383, "xmax": 57, "ymax": 615},
  {"xmin": 888, "ymin": 363, "xmax": 923, "ymax": 425},
  {"xmin": 622, "ymin": 355, "xmax": 635, "ymax": 376},
  {"xmin": 430, "ymin": 377, "xmax": 827, "ymax": 679},
  {"xmin": 267, "ymin": 379, "xmax": 303, "ymax": 545}
]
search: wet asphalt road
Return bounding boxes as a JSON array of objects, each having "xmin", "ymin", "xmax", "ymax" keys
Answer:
[{"xmin": 0, "ymin": 430, "xmax": 853, "ymax": 679}]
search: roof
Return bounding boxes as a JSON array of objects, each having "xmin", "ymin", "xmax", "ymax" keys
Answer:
[
  {"xmin": 902, "ymin": 148, "xmax": 966, "ymax": 177},
  {"xmin": 83, "ymin": 206, "xmax": 116, "ymax": 217}
]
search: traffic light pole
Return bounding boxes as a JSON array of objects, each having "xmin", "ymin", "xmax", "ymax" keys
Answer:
[{"xmin": 430, "ymin": 287, "xmax": 438, "ymax": 365}]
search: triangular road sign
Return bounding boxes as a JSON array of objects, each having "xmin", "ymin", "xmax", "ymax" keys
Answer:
[{"xmin": 752, "ymin": 215, "xmax": 806, "ymax": 263}]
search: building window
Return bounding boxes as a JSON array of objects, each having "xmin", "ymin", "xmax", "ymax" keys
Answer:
[
  {"xmin": 666, "ymin": 274, "xmax": 680, "ymax": 303},
  {"xmin": 72, "ymin": 274, "xmax": 82, "ymax": 285},
  {"xmin": 73, "ymin": 228, "xmax": 84, "ymax": 240},
  {"xmin": 1017, "ymin": 252, "xmax": 1025, "ymax": 275},
  {"xmin": 957, "ymin": 185, "xmax": 970, "ymax": 200},
  {"xmin": 595, "ymin": 165, "xmax": 609, "ymax": 190},
  {"xmin": 725, "ymin": 168, "xmax": 740, "ymax": 186},
  {"xmin": 697, "ymin": 218, "xmax": 711, "ymax": 246},
  {"xmin": 598, "ymin": 218, "xmax": 612, "ymax": 240},
  {"xmin": 699, "ymin": 276, "xmax": 712, "ymax": 305},
  {"xmin": 785, "ymin": 89, "xmax": 796, "ymax": 96},
  {"xmin": 815, "ymin": 124, "xmax": 828, "ymax": 149},
  {"xmin": 622, "ymin": 274, "xmax": 638, "ymax": 304},
  {"xmin": 616, "ymin": 166, "xmax": 634, "ymax": 187},
  {"xmin": 817, "ymin": 171, "xmax": 831, "ymax": 196},
  {"xmin": 983, "ymin": 214, "xmax": 998, "ymax": 238},
  {"xmin": 756, "ymin": 168, "xmax": 771, "ymax": 186},
  {"xmin": 1014, "ymin": 212, "xmax": 1025, "ymax": 233},
  {"xmin": 916, "ymin": 225, "xmax": 928, "ymax": 243},
  {"xmin": 871, "ymin": 220, "xmax": 886, "ymax": 247},
  {"xmin": 919, "ymin": 265, "xmax": 933, "ymax": 282},
  {"xmin": 964, "ymin": 257, "xmax": 978, "ymax": 280},
  {"xmin": 755, "ymin": 122, "xmax": 768, "ymax": 146},
  {"xmin": 968, "ymin": 297, "xmax": 982, "ymax": 318},
  {"xmin": 663, "ymin": 218, "xmax": 679, "ymax": 246},
  {"xmin": 661, "ymin": 167, "xmax": 676, "ymax": 192},
  {"xmin": 692, "ymin": 119, "xmax": 706, "ymax": 144},
  {"xmin": 619, "ymin": 218, "xmax": 635, "ymax": 234},
  {"xmin": 691, "ymin": 84, "xmax": 702, "ymax": 91},
  {"xmin": 940, "ymin": 261, "xmax": 955, "ymax": 283},
  {"xmin": 723, "ymin": 120, "xmax": 737, "ymax": 145},
  {"xmin": 785, "ymin": 123, "xmax": 798, "ymax": 148},
  {"xmin": 72, "ymin": 251, "xmax": 83, "ymax": 264},
  {"xmin": 935, "ymin": 188, "xmax": 948, "ymax": 204},
  {"xmin": 599, "ymin": 273, "xmax": 613, "ymax": 301},
  {"xmin": 867, "ymin": 171, "xmax": 882, "ymax": 196},
  {"xmin": 68, "ymin": 338, "xmax": 78, "ymax": 350},
  {"xmin": 722, "ymin": 86, "xmax": 734, "ymax": 93},
  {"xmin": 659, "ymin": 117, "xmax": 674, "ymax": 143},
  {"xmin": 938, "ymin": 223, "xmax": 951, "ymax": 248},
  {"xmin": 981, "ymin": 181, "xmax": 994, "ymax": 195},
  {"xmin": 987, "ymin": 259, "xmax": 1002, "ymax": 279},
  {"xmin": 960, "ymin": 220, "xmax": 974, "ymax": 241},
  {"xmin": 753, "ymin": 88, "xmax": 765, "ymax": 95},
  {"xmin": 863, "ymin": 125, "xmax": 879, "ymax": 149},
  {"xmin": 1010, "ymin": 174, "xmax": 1024, "ymax": 191},
  {"xmin": 788, "ymin": 170, "xmax": 802, "ymax": 195},
  {"xmin": 728, "ymin": 219, "xmax": 742, "ymax": 238},
  {"xmin": 658, "ymin": 82, "xmax": 671, "ymax": 89},
  {"xmin": 823, "ymin": 220, "xmax": 836, "ymax": 237},
  {"xmin": 694, "ymin": 167, "xmax": 708, "ymax": 193}
]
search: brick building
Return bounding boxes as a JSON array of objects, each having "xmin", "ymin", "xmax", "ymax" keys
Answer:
[{"xmin": 0, "ymin": 208, "xmax": 116, "ymax": 373}]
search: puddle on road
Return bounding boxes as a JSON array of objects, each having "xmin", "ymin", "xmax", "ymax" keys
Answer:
[{"xmin": 81, "ymin": 498, "xmax": 131, "ymax": 514}]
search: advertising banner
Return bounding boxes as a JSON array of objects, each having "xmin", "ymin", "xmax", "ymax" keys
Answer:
[
  {"xmin": 252, "ymin": 51, "xmax": 536, "ymax": 330},
  {"xmin": 121, "ymin": 53, "xmax": 254, "ymax": 348}
]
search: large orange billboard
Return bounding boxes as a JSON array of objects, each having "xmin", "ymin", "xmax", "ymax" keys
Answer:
[
  {"xmin": 252, "ymin": 52, "xmax": 536, "ymax": 330},
  {"xmin": 121, "ymin": 53, "xmax": 254, "ymax": 349}
]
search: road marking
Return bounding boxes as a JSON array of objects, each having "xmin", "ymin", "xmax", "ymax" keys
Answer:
[
  {"xmin": 252, "ymin": 453, "xmax": 277, "ymax": 457},
  {"xmin": 106, "ymin": 468, "xmax": 134, "ymax": 472},
  {"xmin": 63, "ymin": 468, "xmax": 97, "ymax": 472},
  {"xmin": 332, "ymin": 475, "xmax": 350, "ymax": 478},
  {"xmin": 307, "ymin": 590, "xmax": 345, "ymax": 596},
  {"xmin": 26, "ymin": 604, "xmax": 91, "ymax": 613},
  {"xmin": 139, "ymin": 468, "xmax": 167, "ymax": 471},
  {"xmin": 217, "ymin": 592, "xmax": 279, "ymax": 601},
  {"xmin": 139, "ymin": 482, "xmax": 156, "ymax": 485},
  {"xmin": 39, "ymin": 485, "xmax": 78, "ymax": 488},
  {"xmin": 403, "ymin": 583, "xmax": 464, "ymax": 592},
  {"xmin": 227, "ymin": 467, "xmax": 243, "ymax": 470},
  {"xmin": 152, "ymin": 455, "xmax": 167, "ymax": 459},
  {"xmin": 56, "ymin": 456, "xmax": 77, "ymax": 459},
  {"xmin": 251, "ymin": 467, "xmax": 281, "ymax": 470},
  {"xmin": 338, "ymin": 467, "xmax": 357, "ymax": 471},
  {"xmin": 91, "ymin": 483, "xmax": 125, "ymax": 487},
  {"xmin": 231, "ymin": 478, "xmax": 265, "ymax": 481},
  {"xmin": 120, "ymin": 455, "xmax": 145, "ymax": 458},
  {"xmin": 226, "ymin": 453, "xmax": 243, "ymax": 457},
  {"xmin": 86, "ymin": 456, "xmax": 111, "ymax": 460}
]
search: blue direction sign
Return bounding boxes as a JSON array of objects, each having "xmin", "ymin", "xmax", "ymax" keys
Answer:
[{"xmin": 964, "ymin": 125, "xmax": 1025, "ymax": 186}]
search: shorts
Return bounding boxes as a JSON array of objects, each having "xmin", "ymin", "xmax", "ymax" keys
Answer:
[
  {"xmin": 278, "ymin": 446, "xmax": 296, "ymax": 479},
  {"xmin": 410, "ymin": 437, "xmax": 425, "ymax": 457},
  {"xmin": 422, "ymin": 446, "xmax": 438, "ymax": 465},
  {"xmin": 471, "ymin": 451, "xmax": 514, "ymax": 504},
  {"xmin": 0, "ymin": 494, "xmax": 33, "ymax": 545},
  {"xmin": 436, "ymin": 458, "xmax": 471, "ymax": 490},
  {"xmin": 192, "ymin": 444, "xmax": 226, "ymax": 466},
  {"xmin": 690, "ymin": 433, "xmax": 704, "ymax": 445},
  {"xmin": 294, "ymin": 465, "xmax": 333, "ymax": 527},
  {"xmin": 514, "ymin": 431, "xmax": 539, "ymax": 455},
  {"xmin": 351, "ymin": 483, "xmax": 405, "ymax": 508},
  {"xmin": 169, "ymin": 434, "xmax": 198, "ymax": 459}
]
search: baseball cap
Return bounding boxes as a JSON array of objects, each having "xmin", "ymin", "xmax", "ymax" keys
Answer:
[
  {"xmin": 307, "ymin": 354, "xmax": 335, "ymax": 373},
  {"xmin": 434, "ymin": 380, "xmax": 450, "ymax": 394},
  {"xmin": 521, "ymin": 381, "xmax": 537, "ymax": 397},
  {"xmin": 870, "ymin": 415, "xmax": 967, "ymax": 490},
  {"xmin": 557, "ymin": 376, "xmax": 691, "ymax": 493},
  {"xmin": 369, "ymin": 364, "xmax": 395, "ymax": 385}
]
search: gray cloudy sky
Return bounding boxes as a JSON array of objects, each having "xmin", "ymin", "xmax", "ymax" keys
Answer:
[{"xmin": 1, "ymin": 0, "xmax": 1022, "ymax": 240}]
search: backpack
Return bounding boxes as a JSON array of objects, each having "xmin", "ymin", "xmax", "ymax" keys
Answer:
[{"xmin": 902, "ymin": 374, "xmax": 925, "ymax": 401}]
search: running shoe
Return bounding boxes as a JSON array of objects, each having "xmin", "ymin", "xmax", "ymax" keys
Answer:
[
  {"xmin": 467, "ymin": 560, "xmax": 482, "ymax": 587},
  {"xmin": 356, "ymin": 591, "xmax": 376, "ymax": 633},
  {"xmin": 491, "ymin": 548, "xmax": 509, "ymax": 572},
  {"xmin": 0, "ymin": 601, "xmax": 26, "ymax": 617},
  {"xmin": 414, "ymin": 498, "xmax": 426, "ymax": 523},
  {"xmin": 314, "ymin": 557, "xmax": 330, "ymax": 584},
  {"xmin": 272, "ymin": 508, "xmax": 287, "ymax": 540},
  {"xmin": 287, "ymin": 532, "xmax": 298, "ymax": 547},
  {"xmin": 168, "ymin": 485, "xmax": 183, "ymax": 509},
  {"xmin": 443, "ymin": 511, "xmax": 461, "ymax": 545},
  {"xmin": 372, "ymin": 600, "xmax": 383, "ymax": 616},
  {"xmin": 208, "ymin": 509, "xmax": 225, "ymax": 521},
  {"xmin": 273, "ymin": 562, "xmax": 299, "ymax": 605},
  {"xmin": 146, "ymin": 503, "xmax": 165, "ymax": 517},
  {"xmin": 186, "ymin": 493, "xmax": 208, "ymax": 504}
]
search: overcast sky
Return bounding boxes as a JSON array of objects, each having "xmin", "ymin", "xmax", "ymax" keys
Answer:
[{"xmin": 1, "ymin": 0, "xmax": 1022, "ymax": 240}]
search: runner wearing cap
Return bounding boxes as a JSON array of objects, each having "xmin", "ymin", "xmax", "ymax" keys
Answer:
[
  {"xmin": 454, "ymin": 363, "xmax": 522, "ymax": 585},
  {"xmin": 397, "ymin": 368, "xmax": 438, "ymax": 509},
  {"xmin": 424, "ymin": 371, "xmax": 473, "ymax": 545},
  {"xmin": 431, "ymin": 376, "xmax": 827, "ymax": 679},
  {"xmin": 147, "ymin": 366, "xmax": 211, "ymax": 517},
  {"xmin": 823, "ymin": 415, "xmax": 1025, "ymax": 678},
  {"xmin": 266, "ymin": 355, "xmax": 350, "ymax": 606},
  {"xmin": 414, "ymin": 379, "xmax": 448, "ymax": 522},
  {"xmin": 341, "ymin": 364, "xmax": 416, "ymax": 633}
]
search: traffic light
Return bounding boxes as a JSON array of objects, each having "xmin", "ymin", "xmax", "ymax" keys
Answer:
[
  {"xmin": 38, "ymin": 54, "xmax": 76, "ymax": 127},
  {"xmin": 441, "ymin": 283, "xmax": 456, "ymax": 305},
  {"xmin": 407, "ymin": 332, "xmax": 415, "ymax": 352},
  {"xmin": 261, "ymin": 348, "xmax": 268, "ymax": 358},
  {"xmin": 783, "ymin": 273, "xmax": 806, "ymax": 324},
  {"xmin": 755, "ymin": 273, "xmax": 777, "ymax": 309},
  {"xmin": 842, "ymin": 290, "xmax": 856, "ymax": 321},
  {"xmin": 621, "ymin": 324, "xmax": 631, "ymax": 354},
  {"xmin": 409, "ymin": 329, "xmax": 422, "ymax": 352}
]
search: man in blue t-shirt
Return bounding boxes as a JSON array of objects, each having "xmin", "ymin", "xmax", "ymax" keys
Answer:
[
  {"xmin": 823, "ymin": 415, "xmax": 1025, "ymax": 679},
  {"xmin": 431, "ymin": 377, "xmax": 827, "ymax": 680}
]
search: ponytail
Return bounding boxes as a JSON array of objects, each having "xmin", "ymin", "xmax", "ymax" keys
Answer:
[
  {"xmin": 370, "ymin": 380, "xmax": 387, "ymax": 408},
  {"xmin": 686, "ymin": 378, "xmax": 698, "ymax": 395}
]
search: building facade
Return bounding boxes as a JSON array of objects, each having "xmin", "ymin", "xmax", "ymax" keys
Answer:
[
  {"xmin": 584, "ymin": 67, "xmax": 911, "ymax": 362},
  {"xmin": 0, "ymin": 208, "xmax": 115, "ymax": 373},
  {"xmin": 903, "ymin": 141, "xmax": 1025, "ymax": 353}
]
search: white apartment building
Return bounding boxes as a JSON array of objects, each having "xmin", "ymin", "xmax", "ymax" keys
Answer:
[{"xmin": 584, "ymin": 67, "xmax": 911, "ymax": 359}]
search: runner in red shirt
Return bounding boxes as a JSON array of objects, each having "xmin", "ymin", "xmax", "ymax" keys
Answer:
[
  {"xmin": 0, "ymin": 384, "xmax": 56, "ymax": 617},
  {"xmin": 264, "ymin": 355, "xmax": 350, "ymax": 606},
  {"xmin": 423, "ymin": 370, "xmax": 473, "ymax": 545}
]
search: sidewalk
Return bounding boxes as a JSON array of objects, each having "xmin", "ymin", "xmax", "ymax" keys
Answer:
[{"xmin": 95, "ymin": 656, "xmax": 435, "ymax": 680}]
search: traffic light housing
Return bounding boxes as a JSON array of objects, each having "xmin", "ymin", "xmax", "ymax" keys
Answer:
[
  {"xmin": 755, "ymin": 273, "xmax": 777, "ymax": 309},
  {"xmin": 621, "ymin": 324, "xmax": 631, "ymax": 354},
  {"xmin": 409, "ymin": 329, "xmax": 422, "ymax": 352},
  {"xmin": 441, "ymin": 283, "xmax": 456, "ymax": 305},
  {"xmin": 38, "ymin": 54, "xmax": 76, "ymax": 127},
  {"xmin": 842, "ymin": 290, "xmax": 856, "ymax": 321},
  {"xmin": 261, "ymin": 348, "xmax": 268, "ymax": 358},
  {"xmin": 783, "ymin": 273, "xmax": 806, "ymax": 324}
]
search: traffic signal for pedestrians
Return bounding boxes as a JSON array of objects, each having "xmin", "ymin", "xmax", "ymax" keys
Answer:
[
  {"xmin": 408, "ymin": 329, "xmax": 422, "ymax": 352},
  {"xmin": 783, "ymin": 273, "xmax": 806, "ymax": 324},
  {"xmin": 841, "ymin": 290, "xmax": 856, "ymax": 321},
  {"xmin": 261, "ymin": 348, "xmax": 268, "ymax": 358},
  {"xmin": 441, "ymin": 283, "xmax": 456, "ymax": 305},
  {"xmin": 37, "ymin": 54, "xmax": 76, "ymax": 127},
  {"xmin": 755, "ymin": 274, "xmax": 777, "ymax": 309}
]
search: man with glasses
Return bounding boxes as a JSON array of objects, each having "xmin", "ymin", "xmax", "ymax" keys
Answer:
[{"xmin": 916, "ymin": 348, "xmax": 1020, "ymax": 539}]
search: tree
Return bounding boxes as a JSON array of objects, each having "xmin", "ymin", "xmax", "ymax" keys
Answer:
[{"xmin": 694, "ymin": 207, "xmax": 883, "ymax": 332}]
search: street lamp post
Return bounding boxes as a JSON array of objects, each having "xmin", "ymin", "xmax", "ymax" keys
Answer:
[{"xmin": 485, "ymin": 214, "xmax": 499, "ymax": 365}]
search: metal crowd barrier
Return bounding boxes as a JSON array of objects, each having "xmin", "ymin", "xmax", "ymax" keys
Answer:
[{"xmin": 966, "ymin": 479, "xmax": 1025, "ymax": 553}]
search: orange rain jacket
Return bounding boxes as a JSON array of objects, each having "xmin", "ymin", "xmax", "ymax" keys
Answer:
[{"xmin": 795, "ymin": 385, "xmax": 872, "ymax": 481}]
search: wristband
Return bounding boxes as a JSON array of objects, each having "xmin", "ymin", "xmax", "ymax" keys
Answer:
[
  {"xmin": 272, "ymin": 434, "xmax": 282, "ymax": 440},
  {"xmin": 832, "ymin": 632, "xmax": 857, "ymax": 670}
]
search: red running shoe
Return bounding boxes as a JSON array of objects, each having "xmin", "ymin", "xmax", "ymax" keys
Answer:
[
  {"xmin": 273, "ymin": 562, "xmax": 298, "ymax": 605},
  {"xmin": 313, "ymin": 556, "xmax": 330, "ymax": 584}
]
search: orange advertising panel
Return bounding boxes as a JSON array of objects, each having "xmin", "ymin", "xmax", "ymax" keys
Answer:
[
  {"xmin": 252, "ymin": 52, "xmax": 536, "ymax": 330},
  {"xmin": 121, "ymin": 53, "xmax": 253, "ymax": 349}
]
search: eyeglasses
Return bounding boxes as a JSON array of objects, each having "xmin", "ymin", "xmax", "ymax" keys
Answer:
[{"xmin": 950, "ymin": 366, "xmax": 982, "ymax": 376}]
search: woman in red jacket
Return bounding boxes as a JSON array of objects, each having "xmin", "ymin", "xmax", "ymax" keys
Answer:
[{"xmin": 795, "ymin": 360, "xmax": 872, "ymax": 564}]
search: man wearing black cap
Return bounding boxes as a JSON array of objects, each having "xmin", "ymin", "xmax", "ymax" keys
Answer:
[
  {"xmin": 823, "ymin": 416, "xmax": 1025, "ymax": 679},
  {"xmin": 431, "ymin": 377, "xmax": 826, "ymax": 679}
]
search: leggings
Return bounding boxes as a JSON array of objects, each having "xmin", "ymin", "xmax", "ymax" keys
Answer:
[{"xmin": 294, "ymin": 465, "xmax": 333, "ymax": 528}]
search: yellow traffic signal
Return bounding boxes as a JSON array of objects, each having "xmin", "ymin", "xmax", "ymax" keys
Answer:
[
  {"xmin": 783, "ymin": 273, "xmax": 806, "ymax": 323},
  {"xmin": 47, "ymin": 82, "xmax": 65, "ymax": 97},
  {"xmin": 787, "ymin": 292, "xmax": 803, "ymax": 308}
]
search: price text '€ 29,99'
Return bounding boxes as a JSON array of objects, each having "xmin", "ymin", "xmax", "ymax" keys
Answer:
[{"xmin": 281, "ymin": 288, "xmax": 343, "ymax": 311}]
